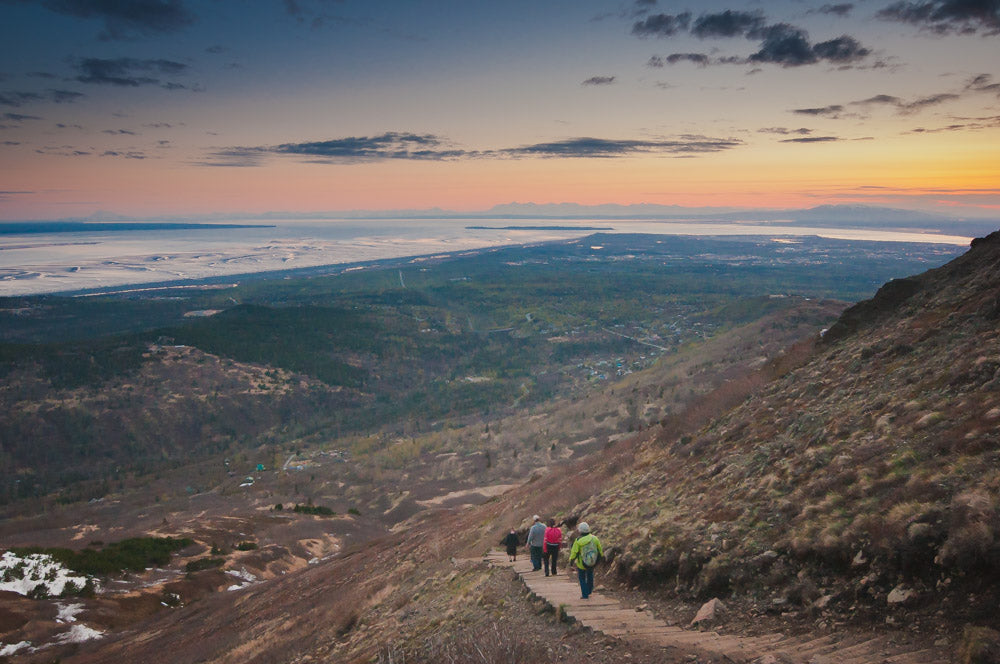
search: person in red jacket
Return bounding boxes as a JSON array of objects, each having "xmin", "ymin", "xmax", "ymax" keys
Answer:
[{"xmin": 542, "ymin": 518, "xmax": 563, "ymax": 576}]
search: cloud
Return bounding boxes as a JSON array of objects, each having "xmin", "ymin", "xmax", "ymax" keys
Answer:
[
  {"xmin": 811, "ymin": 35, "xmax": 871, "ymax": 63},
  {"xmin": 758, "ymin": 127, "xmax": 813, "ymax": 135},
  {"xmin": 0, "ymin": 89, "xmax": 85, "ymax": 107},
  {"xmin": 501, "ymin": 135, "xmax": 742, "ymax": 158},
  {"xmin": 632, "ymin": 12, "xmax": 692, "ymax": 37},
  {"xmin": 102, "ymin": 128, "xmax": 138, "ymax": 135},
  {"xmin": 4, "ymin": 112, "xmax": 42, "ymax": 122},
  {"xmin": 648, "ymin": 53, "xmax": 710, "ymax": 67},
  {"xmin": 74, "ymin": 57, "xmax": 189, "ymax": 87},
  {"xmin": 636, "ymin": 11, "xmax": 871, "ymax": 68},
  {"xmin": 691, "ymin": 10, "xmax": 765, "ymax": 38},
  {"xmin": 22, "ymin": 0, "xmax": 195, "ymax": 40},
  {"xmin": 967, "ymin": 73, "xmax": 1000, "ymax": 93},
  {"xmin": 899, "ymin": 92, "xmax": 961, "ymax": 111},
  {"xmin": 272, "ymin": 132, "xmax": 468, "ymax": 161},
  {"xmin": 793, "ymin": 104, "xmax": 846, "ymax": 116},
  {"xmin": 780, "ymin": 136, "xmax": 841, "ymax": 142},
  {"xmin": 0, "ymin": 91, "xmax": 44, "ymax": 107},
  {"xmin": 101, "ymin": 150, "xmax": 149, "ymax": 159},
  {"xmin": 876, "ymin": 0, "xmax": 1000, "ymax": 35},
  {"xmin": 201, "ymin": 132, "xmax": 743, "ymax": 166},
  {"xmin": 582, "ymin": 76, "xmax": 616, "ymax": 85},
  {"xmin": 814, "ymin": 4, "xmax": 855, "ymax": 17},
  {"xmin": 908, "ymin": 114, "xmax": 1000, "ymax": 132}
]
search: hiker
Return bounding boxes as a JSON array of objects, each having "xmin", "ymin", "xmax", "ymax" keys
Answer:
[
  {"xmin": 503, "ymin": 528, "xmax": 519, "ymax": 562},
  {"xmin": 568, "ymin": 521, "xmax": 604, "ymax": 599},
  {"xmin": 526, "ymin": 515, "xmax": 546, "ymax": 571},
  {"xmin": 542, "ymin": 518, "xmax": 562, "ymax": 576}
]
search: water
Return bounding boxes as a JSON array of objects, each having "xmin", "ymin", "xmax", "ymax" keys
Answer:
[{"xmin": 0, "ymin": 218, "xmax": 972, "ymax": 296}]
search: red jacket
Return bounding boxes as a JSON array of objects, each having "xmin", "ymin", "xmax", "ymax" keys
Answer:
[{"xmin": 543, "ymin": 526, "xmax": 562, "ymax": 552}]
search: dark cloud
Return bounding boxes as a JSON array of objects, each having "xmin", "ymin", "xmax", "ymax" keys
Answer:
[
  {"xmin": 502, "ymin": 135, "xmax": 742, "ymax": 158},
  {"xmin": 26, "ymin": 0, "xmax": 195, "ymax": 40},
  {"xmin": 201, "ymin": 132, "xmax": 743, "ymax": 166},
  {"xmin": 749, "ymin": 24, "xmax": 819, "ymax": 66},
  {"xmin": 636, "ymin": 11, "xmax": 871, "ymax": 68},
  {"xmin": 758, "ymin": 127, "xmax": 813, "ymax": 135},
  {"xmin": 75, "ymin": 57, "xmax": 189, "ymax": 87},
  {"xmin": 0, "ymin": 89, "xmax": 85, "ymax": 106},
  {"xmin": 4, "ymin": 112, "xmax": 42, "ymax": 121},
  {"xmin": 205, "ymin": 45, "xmax": 227, "ymax": 54},
  {"xmin": 857, "ymin": 94, "xmax": 903, "ymax": 105},
  {"xmin": 667, "ymin": 53, "xmax": 710, "ymax": 65},
  {"xmin": 101, "ymin": 150, "xmax": 148, "ymax": 159},
  {"xmin": 780, "ymin": 136, "xmax": 841, "ymax": 142},
  {"xmin": 815, "ymin": 4, "xmax": 855, "ymax": 16},
  {"xmin": 632, "ymin": 12, "xmax": 692, "ymax": 37},
  {"xmin": 0, "ymin": 91, "xmax": 43, "ymax": 107},
  {"xmin": 102, "ymin": 128, "xmax": 138, "ymax": 135},
  {"xmin": 793, "ymin": 104, "xmax": 846, "ymax": 116},
  {"xmin": 582, "ymin": 76, "xmax": 616, "ymax": 85},
  {"xmin": 909, "ymin": 114, "xmax": 1000, "ymax": 132},
  {"xmin": 967, "ymin": 73, "xmax": 1000, "ymax": 93},
  {"xmin": 691, "ymin": 10, "xmax": 765, "ymax": 38},
  {"xmin": 794, "ymin": 88, "xmax": 966, "ymax": 120},
  {"xmin": 900, "ymin": 92, "xmax": 961, "ymax": 111},
  {"xmin": 876, "ymin": 0, "xmax": 1000, "ymax": 35},
  {"xmin": 811, "ymin": 35, "xmax": 871, "ymax": 63},
  {"xmin": 272, "ymin": 132, "xmax": 468, "ymax": 161}
]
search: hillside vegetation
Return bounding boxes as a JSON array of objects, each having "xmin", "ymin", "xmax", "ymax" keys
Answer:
[{"xmin": 564, "ymin": 231, "xmax": 1000, "ymax": 627}]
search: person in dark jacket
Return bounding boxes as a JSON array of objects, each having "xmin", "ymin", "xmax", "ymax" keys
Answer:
[{"xmin": 503, "ymin": 528, "xmax": 519, "ymax": 562}]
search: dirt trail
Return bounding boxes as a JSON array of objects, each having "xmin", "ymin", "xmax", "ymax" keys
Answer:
[{"xmin": 485, "ymin": 550, "xmax": 947, "ymax": 664}]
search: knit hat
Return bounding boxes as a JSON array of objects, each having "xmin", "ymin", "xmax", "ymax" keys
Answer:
[
  {"xmin": 578, "ymin": 522, "xmax": 590, "ymax": 533},
  {"xmin": 533, "ymin": 514, "xmax": 540, "ymax": 521}
]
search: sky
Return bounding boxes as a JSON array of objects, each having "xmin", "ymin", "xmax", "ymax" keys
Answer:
[{"xmin": 0, "ymin": 0, "xmax": 998, "ymax": 222}]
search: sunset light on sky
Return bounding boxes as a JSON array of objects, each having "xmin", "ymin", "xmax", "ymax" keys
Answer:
[{"xmin": 1, "ymin": 0, "xmax": 998, "ymax": 222}]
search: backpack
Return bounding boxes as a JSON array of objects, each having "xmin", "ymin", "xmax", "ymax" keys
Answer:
[{"xmin": 579, "ymin": 536, "xmax": 600, "ymax": 569}]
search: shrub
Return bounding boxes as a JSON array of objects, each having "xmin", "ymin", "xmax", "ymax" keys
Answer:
[
  {"xmin": 293, "ymin": 504, "xmax": 335, "ymax": 516},
  {"xmin": 185, "ymin": 557, "xmax": 225, "ymax": 573},
  {"xmin": 236, "ymin": 541, "xmax": 258, "ymax": 551}
]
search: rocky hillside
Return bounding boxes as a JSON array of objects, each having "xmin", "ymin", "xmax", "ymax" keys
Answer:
[{"xmin": 573, "ymin": 230, "xmax": 1000, "ymax": 627}]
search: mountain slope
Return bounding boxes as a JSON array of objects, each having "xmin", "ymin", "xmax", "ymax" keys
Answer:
[{"xmin": 581, "ymin": 230, "xmax": 1000, "ymax": 625}]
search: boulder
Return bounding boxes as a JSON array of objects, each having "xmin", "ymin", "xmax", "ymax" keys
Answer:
[
  {"xmin": 690, "ymin": 598, "xmax": 726, "ymax": 627},
  {"xmin": 887, "ymin": 585, "xmax": 918, "ymax": 606}
]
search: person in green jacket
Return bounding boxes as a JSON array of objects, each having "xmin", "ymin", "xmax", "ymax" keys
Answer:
[{"xmin": 568, "ymin": 522, "xmax": 604, "ymax": 599}]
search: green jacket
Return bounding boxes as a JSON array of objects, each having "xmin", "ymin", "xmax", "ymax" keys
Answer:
[{"xmin": 568, "ymin": 533, "xmax": 604, "ymax": 570}]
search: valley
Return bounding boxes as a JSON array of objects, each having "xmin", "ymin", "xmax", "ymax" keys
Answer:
[{"xmin": 3, "ymin": 231, "xmax": 995, "ymax": 663}]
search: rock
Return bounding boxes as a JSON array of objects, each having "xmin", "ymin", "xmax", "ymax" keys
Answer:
[
  {"xmin": 887, "ymin": 585, "xmax": 918, "ymax": 606},
  {"xmin": 635, "ymin": 603, "xmax": 648, "ymax": 612},
  {"xmin": 690, "ymin": 598, "xmax": 726, "ymax": 627},
  {"xmin": 852, "ymin": 549, "xmax": 868, "ymax": 567},
  {"xmin": 812, "ymin": 594, "xmax": 835, "ymax": 610},
  {"xmin": 959, "ymin": 625, "xmax": 1000, "ymax": 664}
]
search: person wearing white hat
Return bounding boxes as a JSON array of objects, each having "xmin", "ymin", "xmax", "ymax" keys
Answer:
[
  {"xmin": 569, "ymin": 521, "xmax": 604, "ymax": 599},
  {"xmin": 526, "ymin": 515, "xmax": 546, "ymax": 571}
]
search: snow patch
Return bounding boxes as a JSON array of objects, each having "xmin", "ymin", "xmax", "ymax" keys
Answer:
[
  {"xmin": 0, "ymin": 641, "xmax": 32, "ymax": 657},
  {"xmin": 55, "ymin": 602, "xmax": 85, "ymax": 623},
  {"xmin": 0, "ymin": 551, "xmax": 95, "ymax": 597},
  {"xmin": 54, "ymin": 624, "xmax": 104, "ymax": 644},
  {"xmin": 225, "ymin": 567, "xmax": 257, "ymax": 591}
]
